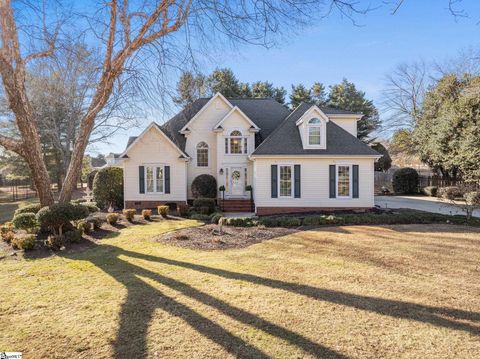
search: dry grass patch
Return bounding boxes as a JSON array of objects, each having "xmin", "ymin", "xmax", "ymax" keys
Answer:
[{"xmin": 0, "ymin": 222, "xmax": 480, "ymax": 358}]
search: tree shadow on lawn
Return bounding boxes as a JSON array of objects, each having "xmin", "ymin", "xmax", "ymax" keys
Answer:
[{"xmin": 69, "ymin": 244, "xmax": 346, "ymax": 359}]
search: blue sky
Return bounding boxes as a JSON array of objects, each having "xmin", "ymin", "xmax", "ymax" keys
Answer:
[{"xmin": 92, "ymin": 0, "xmax": 480, "ymax": 155}]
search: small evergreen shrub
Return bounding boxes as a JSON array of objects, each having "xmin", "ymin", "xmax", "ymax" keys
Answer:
[
  {"xmin": 77, "ymin": 220, "xmax": 91, "ymax": 234},
  {"xmin": 87, "ymin": 216, "xmax": 104, "ymax": 230},
  {"xmin": 1, "ymin": 222, "xmax": 14, "ymax": 242},
  {"xmin": 142, "ymin": 209, "xmax": 152, "ymax": 220},
  {"xmin": 421, "ymin": 186, "xmax": 438, "ymax": 197},
  {"xmin": 71, "ymin": 199, "xmax": 87, "ymax": 204},
  {"xmin": 14, "ymin": 203, "xmax": 42, "ymax": 216},
  {"xmin": 12, "ymin": 213, "xmax": 38, "ymax": 233},
  {"xmin": 36, "ymin": 203, "xmax": 90, "ymax": 235},
  {"xmin": 392, "ymin": 167, "xmax": 419, "ymax": 194},
  {"xmin": 157, "ymin": 205, "xmax": 169, "ymax": 218},
  {"xmin": 190, "ymin": 213, "xmax": 210, "ymax": 221},
  {"xmin": 177, "ymin": 203, "xmax": 188, "ymax": 217},
  {"xmin": 123, "ymin": 209, "xmax": 136, "ymax": 222},
  {"xmin": 191, "ymin": 174, "xmax": 217, "ymax": 199},
  {"xmin": 439, "ymin": 186, "xmax": 462, "ymax": 200},
  {"xmin": 12, "ymin": 234, "xmax": 36, "ymax": 250},
  {"xmin": 106, "ymin": 213, "xmax": 119, "ymax": 225},
  {"xmin": 92, "ymin": 167, "xmax": 124, "ymax": 209},
  {"xmin": 193, "ymin": 198, "xmax": 216, "ymax": 215},
  {"xmin": 84, "ymin": 203, "xmax": 100, "ymax": 213},
  {"xmin": 224, "ymin": 217, "xmax": 255, "ymax": 227},
  {"xmin": 65, "ymin": 229, "xmax": 83, "ymax": 243}
]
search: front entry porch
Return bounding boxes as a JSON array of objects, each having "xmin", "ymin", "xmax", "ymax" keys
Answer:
[{"xmin": 219, "ymin": 198, "xmax": 255, "ymax": 212}]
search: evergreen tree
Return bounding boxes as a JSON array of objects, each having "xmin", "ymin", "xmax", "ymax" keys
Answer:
[
  {"xmin": 174, "ymin": 71, "xmax": 206, "ymax": 106},
  {"xmin": 311, "ymin": 82, "xmax": 327, "ymax": 106},
  {"xmin": 289, "ymin": 84, "xmax": 312, "ymax": 109},
  {"xmin": 206, "ymin": 68, "xmax": 241, "ymax": 97}
]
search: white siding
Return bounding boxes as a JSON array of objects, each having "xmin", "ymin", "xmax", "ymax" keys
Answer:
[
  {"xmin": 253, "ymin": 157, "xmax": 375, "ymax": 208},
  {"xmin": 123, "ymin": 127, "xmax": 187, "ymax": 202},
  {"xmin": 329, "ymin": 118, "xmax": 358, "ymax": 137}
]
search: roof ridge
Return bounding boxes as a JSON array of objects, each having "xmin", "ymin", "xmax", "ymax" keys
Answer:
[{"xmin": 251, "ymin": 103, "xmax": 310, "ymax": 154}]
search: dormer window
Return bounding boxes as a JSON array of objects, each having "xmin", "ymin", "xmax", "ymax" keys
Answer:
[
  {"xmin": 308, "ymin": 118, "xmax": 322, "ymax": 145},
  {"xmin": 225, "ymin": 130, "xmax": 248, "ymax": 155}
]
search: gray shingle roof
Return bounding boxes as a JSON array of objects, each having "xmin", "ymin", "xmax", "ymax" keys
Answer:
[
  {"xmin": 252, "ymin": 103, "xmax": 379, "ymax": 156},
  {"xmin": 123, "ymin": 96, "xmax": 378, "ymax": 157}
]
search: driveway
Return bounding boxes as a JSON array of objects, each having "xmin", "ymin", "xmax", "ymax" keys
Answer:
[{"xmin": 375, "ymin": 195, "xmax": 480, "ymax": 218}]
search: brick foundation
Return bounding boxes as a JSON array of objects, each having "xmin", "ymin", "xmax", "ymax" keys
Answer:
[
  {"xmin": 256, "ymin": 206, "xmax": 372, "ymax": 216},
  {"xmin": 125, "ymin": 200, "xmax": 187, "ymax": 210}
]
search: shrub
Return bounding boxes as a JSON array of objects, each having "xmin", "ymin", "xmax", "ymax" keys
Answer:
[
  {"xmin": 190, "ymin": 213, "xmax": 210, "ymax": 221},
  {"xmin": 191, "ymin": 174, "xmax": 217, "ymax": 198},
  {"xmin": 106, "ymin": 213, "xmax": 119, "ymax": 225},
  {"xmin": 439, "ymin": 186, "xmax": 462, "ymax": 200},
  {"xmin": 1, "ymin": 222, "xmax": 14, "ymax": 242},
  {"xmin": 14, "ymin": 203, "xmax": 42, "ymax": 216},
  {"xmin": 193, "ymin": 198, "xmax": 216, "ymax": 215},
  {"xmin": 65, "ymin": 229, "xmax": 83, "ymax": 243},
  {"xmin": 392, "ymin": 167, "xmax": 419, "ymax": 194},
  {"xmin": 77, "ymin": 220, "xmax": 92, "ymax": 234},
  {"xmin": 224, "ymin": 217, "xmax": 255, "ymax": 227},
  {"xmin": 209, "ymin": 212, "xmax": 223, "ymax": 224},
  {"xmin": 87, "ymin": 216, "xmax": 104, "ymax": 230},
  {"xmin": 46, "ymin": 234, "xmax": 65, "ymax": 250},
  {"xmin": 421, "ymin": 186, "xmax": 438, "ymax": 197},
  {"xmin": 465, "ymin": 191, "xmax": 480, "ymax": 205},
  {"xmin": 36, "ymin": 203, "xmax": 90, "ymax": 235},
  {"xmin": 84, "ymin": 203, "xmax": 99, "ymax": 213},
  {"xmin": 92, "ymin": 167, "xmax": 124, "ymax": 209},
  {"xmin": 12, "ymin": 234, "xmax": 36, "ymax": 250},
  {"xmin": 12, "ymin": 213, "xmax": 38, "ymax": 233},
  {"xmin": 142, "ymin": 209, "xmax": 152, "ymax": 220},
  {"xmin": 177, "ymin": 203, "xmax": 188, "ymax": 217},
  {"xmin": 71, "ymin": 198, "xmax": 87, "ymax": 204},
  {"xmin": 123, "ymin": 209, "xmax": 136, "ymax": 222},
  {"xmin": 302, "ymin": 215, "xmax": 327, "ymax": 226},
  {"xmin": 157, "ymin": 205, "xmax": 169, "ymax": 218}
]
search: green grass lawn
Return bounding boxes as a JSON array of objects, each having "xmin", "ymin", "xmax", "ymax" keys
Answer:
[
  {"xmin": 0, "ymin": 197, "xmax": 38, "ymax": 224},
  {"xmin": 1, "ymin": 221, "xmax": 480, "ymax": 358}
]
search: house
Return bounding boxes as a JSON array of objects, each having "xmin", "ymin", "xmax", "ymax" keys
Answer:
[{"xmin": 120, "ymin": 92, "xmax": 381, "ymax": 215}]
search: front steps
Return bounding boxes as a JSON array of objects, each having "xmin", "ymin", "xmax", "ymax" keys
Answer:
[{"xmin": 219, "ymin": 199, "xmax": 254, "ymax": 212}]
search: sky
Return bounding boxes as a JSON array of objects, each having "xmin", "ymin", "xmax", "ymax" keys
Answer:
[{"xmin": 91, "ymin": 0, "xmax": 480, "ymax": 156}]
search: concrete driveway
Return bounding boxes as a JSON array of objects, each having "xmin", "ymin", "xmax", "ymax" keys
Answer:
[{"xmin": 375, "ymin": 195, "xmax": 480, "ymax": 218}]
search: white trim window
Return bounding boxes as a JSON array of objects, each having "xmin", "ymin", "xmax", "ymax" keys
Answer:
[
  {"xmin": 196, "ymin": 141, "xmax": 209, "ymax": 167},
  {"xmin": 225, "ymin": 130, "xmax": 248, "ymax": 154},
  {"xmin": 145, "ymin": 165, "xmax": 164, "ymax": 193},
  {"xmin": 279, "ymin": 165, "xmax": 293, "ymax": 198},
  {"xmin": 337, "ymin": 164, "xmax": 351, "ymax": 198},
  {"xmin": 308, "ymin": 118, "xmax": 322, "ymax": 145}
]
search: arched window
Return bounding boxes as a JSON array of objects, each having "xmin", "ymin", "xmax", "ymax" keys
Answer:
[
  {"xmin": 196, "ymin": 141, "xmax": 209, "ymax": 167},
  {"xmin": 308, "ymin": 118, "xmax": 321, "ymax": 145},
  {"xmin": 225, "ymin": 130, "xmax": 247, "ymax": 154}
]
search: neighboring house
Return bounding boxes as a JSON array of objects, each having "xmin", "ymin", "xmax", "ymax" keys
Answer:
[
  {"xmin": 104, "ymin": 153, "xmax": 121, "ymax": 167},
  {"xmin": 120, "ymin": 92, "xmax": 381, "ymax": 215}
]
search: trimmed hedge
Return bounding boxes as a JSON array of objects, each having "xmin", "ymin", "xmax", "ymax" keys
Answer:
[
  {"xmin": 192, "ymin": 198, "xmax": 216, "ymax": 215},
  {"xmin": 93, "ymin": 167, "xmax": 124, "ymax": 209},
  {"xmin": 36, "ymin": 203, "xmax": 90, "ymax": 234},
  {"xmin": 106, "ymin": 213, "xmax": 119, "ymax": 225},
  {"xmin": 142, "ymin": 209, "xmax": 152, "ymax": 220},
  {"xmin": 123, "ymin": 209, "xmax": 136, "ymax": 222},
  {"xmin": 190, "ymin": 213, "xmax": 210, "ymax": 221},
  {"xmin": 14, "ymin": 203, "xmax": 42, "ymax": 216},
  {"xmin": 157, "ymin": 206, "xmax": 169, "ymax": 218},
  {"xmin": 191, "ymin": 174, "xmax": 217, "ymax": 199},
  {"xmin": 12, "ymin": 234, "xmax": 36, "ymax": 250},
  {"xmin": 392, "ymin": 167, "xmax": 419, "ymax": 194},
  {"xmin": 421, "ymin": 186, "xmax": 438, "ymax": 197},
  {"xmin": 439, "ymin": 186, "xmax": 462, "ymax": 200},
  {"xmin": 12, "ymin": 212, "xmax": 38, "ymax": 232}
]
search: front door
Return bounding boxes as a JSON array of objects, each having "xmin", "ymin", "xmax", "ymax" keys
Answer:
[{"xmin": 230, "ymin": 167, "xmax": 244, "ymax": 196}]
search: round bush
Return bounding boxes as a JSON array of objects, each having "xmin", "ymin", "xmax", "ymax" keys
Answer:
[
  {"xmin": 122, "ymin": 209, "xmax": 136, "ymax": 222},
  {"xmin": 12, "ymin": 234, "xmax": 36, "ymax": 250},
  {"xmin": 439, "ymin": 186, "xmax": 462, "ymax": 200},
  {"xmin": 36, "ymin": 203, "xmax": 90, "ymax": 234},
  {"xmin": 191, "ymin": 174, "xmax": 217, "ymax": 199},
  {"xmin": 93, "ymin": 167, "xmax": 124, "ymax": 209},
  {"xmin": 465, "ymin": 191, "xmax": 480, "ymax": 205},
  {"xmin": 12, "ymin": 213, "xmax": 38, "ymax": 232},
  {"xmin": 392, "ymin": 168, "xmax": 419, "ymax": 194},
  {"xmin": 106, "ymin": 213, "xmax": 119, "ymax": 225},
  {"xmin": 14, "ymin": 203, "xmax": 42, "ymax": 216}
]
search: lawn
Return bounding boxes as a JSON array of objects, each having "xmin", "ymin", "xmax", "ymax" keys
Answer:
[{"xmin": 1, "ymin": 221, "xmax": 480, "ymax": 358}]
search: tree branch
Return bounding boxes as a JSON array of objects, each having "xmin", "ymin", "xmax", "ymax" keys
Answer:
[{"xmin": 0, "ymin": 134, "xmax": 24, "ymax": 156}]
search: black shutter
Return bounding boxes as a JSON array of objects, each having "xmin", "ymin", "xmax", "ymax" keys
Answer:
[
  {"xmin": 352, "ymin": 164, "xmax": 359, "ymax": 198},
  {"xmin": 165, "ymin": 166, "xmax": 170, "ymax": 194},
  {"xmin": 329, "ymin": 164, "xmax": 336, "ymax": 198},
  {"xmin": 271, "ymin": 165, "xmax": 278, "ymax": 198},
  {"xmin": 294, "ymin": 165, "xmax": 301, "ymax": 198},
  {"xmin": 139, "ymin": 166, "xmax": 145, "ymax": 194}
]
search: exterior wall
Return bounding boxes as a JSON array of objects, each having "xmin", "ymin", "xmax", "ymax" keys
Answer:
[
  {"xmin": 185, "ymin": 96, "xmax": 231, "ymax": 198},
  {"xmin": 253, "ymin": 157, "xmax": 375, "ymax": 213},
  {"xmin": 329, "ymin": 118, "xmax": 358, "ymax": 137},
  {"xmin": 216, "ymin": 110, "xmax": 255, "ymax": 198},
  {"xmin": 123, "ymin": 127, "xmax": 187, "ymax": 205}
]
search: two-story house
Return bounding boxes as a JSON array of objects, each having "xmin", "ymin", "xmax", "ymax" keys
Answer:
[{"xmin": 120, "ymin": 92, "xmax": 380, "ymax": 215}]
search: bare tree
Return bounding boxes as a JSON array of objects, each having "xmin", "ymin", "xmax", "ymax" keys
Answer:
[
  {"xmin": 382, "ymin": 61, "xmax": 429, "ymax": 130},
  {"xmin": 0, "ymin": 0, "xmax": 371, "ymax": 206}
]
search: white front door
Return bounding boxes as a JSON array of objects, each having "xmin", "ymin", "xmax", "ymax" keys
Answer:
[{"xmin": 230, "ymin": 167, "xmax": 244, "ymax": 196}]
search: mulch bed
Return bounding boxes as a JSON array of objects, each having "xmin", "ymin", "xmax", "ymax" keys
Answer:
[{"xmin": 157, "ymin": 223, "xmax": 297, "ymax": 250}]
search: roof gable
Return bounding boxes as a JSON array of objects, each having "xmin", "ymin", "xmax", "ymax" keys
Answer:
[{"xmin": 213, "ymin": 106, "xmax": 260, "ymax": 131}]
